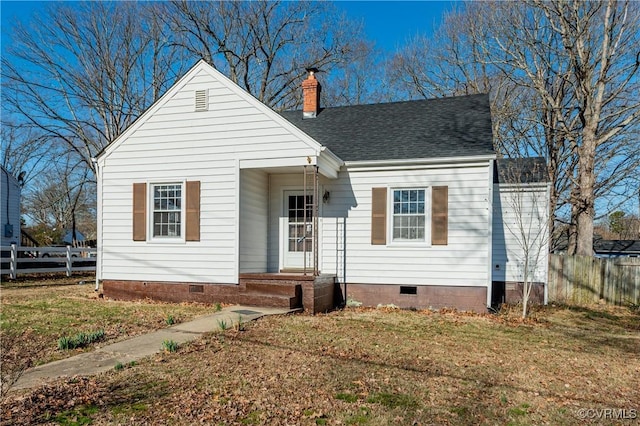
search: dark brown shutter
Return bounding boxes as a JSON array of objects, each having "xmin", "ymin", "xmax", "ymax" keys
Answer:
[
  {"xmin": 371, "ymin": 187, "xmax": 387, "ymax": 245},
  {"xmin": 132, "ymin": 183, "xmax": 147, "ymax": 241},
  {"xmin": 431, "ymin": 186, "xmax": 448, "ymax": 245},
  {"xmin": 185, "ymin": 181, "xmax": 201, "ymax": 242}
]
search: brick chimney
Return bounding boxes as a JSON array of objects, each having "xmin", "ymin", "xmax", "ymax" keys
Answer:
[{"xmin": 302, "ymin": 68, "xmax": 321, "ymax": 118}]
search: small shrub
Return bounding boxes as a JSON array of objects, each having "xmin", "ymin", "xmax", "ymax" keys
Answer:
[
  {"xmin": 58, "ymin": 329, "xmax": 105, "ymax": 350},
  {"xmin": 166, "ymin": 315, "xmax": 176, "ymax": 325},
  {"xmin": 162, "ymin": 339, "xmax": 179, "ymax": 353},
  {"xmin": 214, "ymin": 302, "xmax": 222, "ymax": 312},
  {"xmin": 218, "ymin": 319, "xmax": 228, "ymax": 331},
  {"xmin": 57, "ymin": 336, "xmax": 72, "ymax": 351},
  {"xmin": 235, "ymin": 315, "xmax": 245, "ymax": 331}
]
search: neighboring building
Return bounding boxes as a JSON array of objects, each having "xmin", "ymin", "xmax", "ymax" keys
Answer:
[
  {"xmin": 594, "ymin": 240, "xmax": 640, "ymax": 258},
  {"xmin": 95, "ymin": 60, "xmax": 549, "ymax": 313},
  {"xmin": 62, "ymin": 230, "xmax": 86, "ymax": 246},
  {"xmin": 1, "ymin": 165, "xmax": 21, "ymax": 247}
]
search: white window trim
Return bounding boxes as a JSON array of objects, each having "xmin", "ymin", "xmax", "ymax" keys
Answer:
[
  {"xmin": 148, "ymin": 180, "xmax": 186, "ymax": 243},
  {"xmin": 388, "ymin": 186, "xmax": 432, "ymax": 247}
]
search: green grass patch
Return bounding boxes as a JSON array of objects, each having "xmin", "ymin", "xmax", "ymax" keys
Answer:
[
  {"xmin": 335, "ymin": 392, "xmax": 358, "ymax": 403},
  {"xmin": 53, "ymin": 404, "xmax": 98, "ymax": 425},
  {"xmin": 366, "ymin": 391, "xmax": 419, "ymax": 409},
  {"xmin": 508, "ymin": 403, "xmax": 530, "ymax": 417}
]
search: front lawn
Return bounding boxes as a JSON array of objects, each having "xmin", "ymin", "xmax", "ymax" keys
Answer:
[{"xmin": 1, "ymin": 276, "xmax": 638, "ymax": 425}]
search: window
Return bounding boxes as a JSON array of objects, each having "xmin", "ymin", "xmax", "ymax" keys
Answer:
[
  {"xmin": 132, "ymin": 181, "xmax": 200, "ymax": 242},
  {"xmin": 370, "ymin": 186, "xmax": 448, "ymax": 246},
  {"xmin": 392, "ymin": 189, "xmax": 426, "ymax": 241},
  {"xmin": 152, "ymin": 183, "xmax": 182, "ymax": 238}
]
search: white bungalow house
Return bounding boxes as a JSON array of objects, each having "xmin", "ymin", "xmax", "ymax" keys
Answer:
[
  {"xmin": 95, "ymin": 60, "xmax": 549, "ymax": 313},
  {"xmin": 1, "ymin": 165, "xmax": 21, "ymax": 247}
]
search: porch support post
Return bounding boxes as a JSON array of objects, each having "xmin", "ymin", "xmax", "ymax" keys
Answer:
[{"xmin": 302, "ymin": 163, "xmax": 320, "ymax": 276}]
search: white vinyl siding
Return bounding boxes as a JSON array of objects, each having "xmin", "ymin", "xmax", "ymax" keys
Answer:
[
  {"xmin": 320, "ymin": 162, "xmax": 492, "ymax": 287},
  {"xmin": 239, "ymin": 169, "xmax": 268, "ymax": 273},
  {"xmin": 492, "ymin": 183, "xmax": 549, "ymax": 284},
  {"xmin": 99, "ymin": 65, "xmax": 320, "ymax": 284}
]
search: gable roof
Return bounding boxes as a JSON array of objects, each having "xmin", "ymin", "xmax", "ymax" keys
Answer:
[
  {"xmin": 97, "ymin": 60, "xmax": 325, "ymax": 163},
  {"xmin": 494, "ymin": 157, "xmax": 548, "ymax": 184},
  {"xmin": 279, "ymin": 93, "xmax": 495, "ymax": 162}
]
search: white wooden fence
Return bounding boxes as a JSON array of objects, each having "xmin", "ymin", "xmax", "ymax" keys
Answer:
[{"xmin": 0, "ymin": 244, "xmax": 96, "ymax": 278}]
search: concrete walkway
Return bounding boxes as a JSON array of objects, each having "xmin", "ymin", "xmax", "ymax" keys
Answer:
[{"xmin": 13, "ymin": 305, "xmax": 294, "ymax": 390}]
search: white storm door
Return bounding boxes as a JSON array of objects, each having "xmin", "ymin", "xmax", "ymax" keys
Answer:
[{"xmin": 283, "ymin": 191, "xmax": 314, "ymax": 270}]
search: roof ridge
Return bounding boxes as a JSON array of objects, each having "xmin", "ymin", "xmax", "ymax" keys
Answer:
[{"xmin": 281, "ymin": 93, "xmax": 489, "ymax": 114}]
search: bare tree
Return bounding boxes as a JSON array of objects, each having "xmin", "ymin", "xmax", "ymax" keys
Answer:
[
  {"xmin": 386, "ymin": 4, "xmax": 572, "ymax": 250},
  {"xmin": 22, "ymin": 153, "xmax": 95, "ymax": 245},
  {"xmin": 163, "ymin": 0, "xmax": 370, "ymax": 110},
  {"xmin": 479, "ymin": 0, "xmax": 640, "ymax": 255},
  {"xmin": 0, "ymin": 120, "xmax": 51, "ymax": 186},
  {"xmin": 2, "ymin": 1, "xmax": 187, "ymax": 174}
]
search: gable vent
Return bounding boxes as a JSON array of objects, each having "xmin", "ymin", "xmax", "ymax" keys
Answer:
[{"xmin": 195, "ymin": 89, "xmax": 208, "ymax": 111}]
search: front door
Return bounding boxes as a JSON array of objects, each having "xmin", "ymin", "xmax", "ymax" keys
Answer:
[{"xmin": 283, "ymin": 191, "xmax": 314, "ymax": 270}]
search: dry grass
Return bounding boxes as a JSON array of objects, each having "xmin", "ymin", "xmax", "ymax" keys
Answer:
[{"xmin": 1, "ymin": 276, "xmax": 639, "ymax": 425}]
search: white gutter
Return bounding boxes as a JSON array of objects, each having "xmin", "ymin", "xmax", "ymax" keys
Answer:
[
  {"xmin": 344, "ymin": 154, "xmax": 496, "ymax": 169},
  {"xmin": 319, "ymin": 146, "xmax": 345, "ymax": 167}
]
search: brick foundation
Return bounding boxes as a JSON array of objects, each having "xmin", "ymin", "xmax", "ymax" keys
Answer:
[
  {"xmin": 103, "ymin": 274, "xmax": 338, "ymax": 314},
  {"xmin": 343, "ymin": 283, "xmax": 488, "ymax": 313},
  {"xmin": 103, "ymin": 280, "xmax": 241, "ymax": 305},
  {"xmin": 490, "ymin": 281, "xmax": 545, "ymax": 306},
  {"xmin": 503, "ymin": 281, "xmax": 545, "ymax": 305}
]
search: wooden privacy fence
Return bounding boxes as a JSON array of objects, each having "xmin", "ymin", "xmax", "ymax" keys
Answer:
[
  {"xmin": 0, "ymin": 244, "xmax": 96, "ymax": 279},
  {"xmin": 548, "ymin": 254, "xmax": 640, "ymax": 306}
]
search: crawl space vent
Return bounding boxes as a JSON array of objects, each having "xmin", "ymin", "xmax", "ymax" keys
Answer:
[
  {"xmin": 189, "ymin": 285, "xmax": 204, "ymax": 293},
  {"xmin": 400, "ymin": 286, "xmax": 417, "ymax": 295},
  {"xmin": 195, "ymin": 89, "xmax": 208, "ymax": 111}
]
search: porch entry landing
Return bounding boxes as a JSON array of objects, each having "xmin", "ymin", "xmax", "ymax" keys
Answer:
[{"xmin": 238, "ymin": 273, "xmax": 337, "ymax": 314}]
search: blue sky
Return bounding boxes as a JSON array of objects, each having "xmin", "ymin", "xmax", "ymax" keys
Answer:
[{"xmin": 1, "ymin": 1, "xmax": 457, "ymax": 54}]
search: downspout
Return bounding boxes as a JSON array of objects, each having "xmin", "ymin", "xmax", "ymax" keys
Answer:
[
  {"xmin": 487, "ymin": 159, "xmax": 494, "ymax": 310},
  {"xmin": 92, "ymin": 157, "xmax": 100, "ymax": 292},
  {"xmin": 544, "ymin": 182, "xmax": 551, "ymax": 305}
]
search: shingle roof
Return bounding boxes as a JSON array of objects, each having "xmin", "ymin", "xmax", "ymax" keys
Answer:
[
  {"xmin": 279, "ymin": 93, "xmax": 495, "ymax": 162},
  {"xmin": 594, "ymin": 240, "xmax": 640, "ymax": 256},
  {"xmin": 494, "ymin": 157, "xmax": 548, "ymax": 184}
]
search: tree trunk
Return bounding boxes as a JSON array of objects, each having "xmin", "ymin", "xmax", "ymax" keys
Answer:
[{"xmin": 575, "ymin": 129, "xmax": 597, "ymax": 256}]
